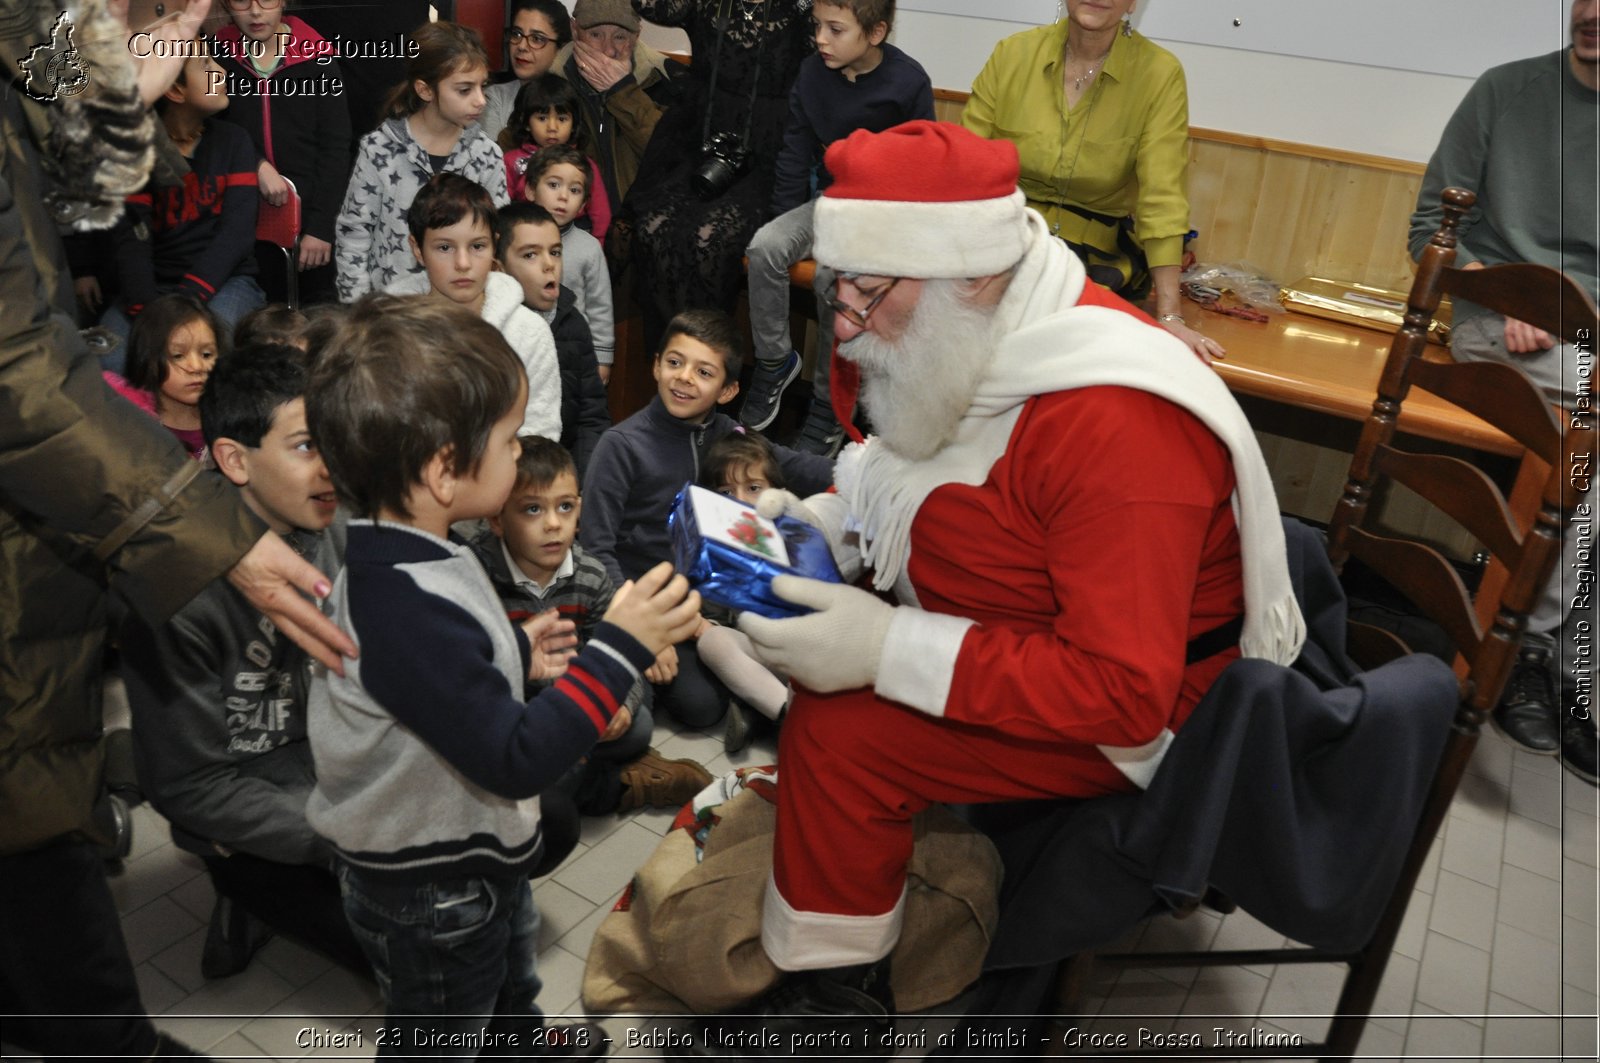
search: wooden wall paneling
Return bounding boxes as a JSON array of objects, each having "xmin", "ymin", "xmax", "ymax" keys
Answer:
[
  {"xmin": 1183, "ymin": 140, "xmax": 1226, "ymax": 263},
  {"xmin": 1370, "ymin": 170, "xmax": 1425, "ymax": 290},
  {"xmin": 1240, "ymin": 151, "xmax": 1312, "ymax": 281},
  {"xmin": 1205, "ymin": 141, "xmax": 1270, "ymax": 263}
]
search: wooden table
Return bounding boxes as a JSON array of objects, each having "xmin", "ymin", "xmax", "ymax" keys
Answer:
[{"xmin": 1179, "ymin": 306, "xmax": 1521, "ymax": 457}]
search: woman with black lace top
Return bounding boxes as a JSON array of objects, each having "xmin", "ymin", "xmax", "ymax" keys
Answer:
[{"xmin": 625, "ymin": 0, "xmax": 813, "ymax": 346}]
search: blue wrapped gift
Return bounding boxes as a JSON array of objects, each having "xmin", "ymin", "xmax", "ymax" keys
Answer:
[{"xmin": 668, "ymin": 484, "xmax": 843, "ymax": 619}]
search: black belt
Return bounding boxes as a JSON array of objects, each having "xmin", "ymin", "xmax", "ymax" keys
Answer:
[{"xmin": 1185, "ymin": 615, "xmax": 1245, "ymax": 665}]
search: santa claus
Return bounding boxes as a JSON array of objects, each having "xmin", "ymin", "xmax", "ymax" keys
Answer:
[{"xmin": 677, "ymin": 121, "xmax": 1304, "ymax": 1054}]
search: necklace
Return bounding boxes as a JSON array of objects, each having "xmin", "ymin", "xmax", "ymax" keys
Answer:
[
  {"xmin": 1049, "ymin": 71, "xmax": 1103, "ymax": 238},
  {"xmin": 1067, "ymin": 56, "xmax": 1102, "ymax": 91}
]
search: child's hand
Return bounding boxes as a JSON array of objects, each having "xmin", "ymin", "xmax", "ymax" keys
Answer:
[
  {"xmin": 604, "ymin": 562, "xmax": 701, "ymax": 658},
  {"xmin": 257, "ymin": 160, "xmax": 289, "ymax": 208},
  {"xmin": 597, "ymin": 365, "xmax": 611, "ymax": 386},
  {"xmin": 644, "ymin": 644, "xmax": 678, "ymax": 686},
  {"xmin": 299, "ymin": 235, "xmax": 332, "ymax": 271},
  {"xmin": 521, "ymin": 609, "xmax": 578, "ymax": 680},
  {"xmin": 75, "ymin": 276, "xmax": 102, "ymax": 316},
  {"xmin": 599, "ymin": 705, "xmax": 633, "ymax": 743}
]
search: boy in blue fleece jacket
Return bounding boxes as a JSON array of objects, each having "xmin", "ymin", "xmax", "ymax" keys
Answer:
[
  {"xmin": 303, "ymin": 294, "xmax": 698, "ymax": 1056},
  {"xmin": 580, "ymin": 309, "xmax": 832, "ymax": 737}
]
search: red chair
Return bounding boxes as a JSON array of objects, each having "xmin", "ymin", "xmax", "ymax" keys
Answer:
[{"xmin": 255, "ymin": 176, "xmax": 301, "ymax": 309}]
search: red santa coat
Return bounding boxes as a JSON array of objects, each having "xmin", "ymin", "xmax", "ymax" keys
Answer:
[
  {"xmin": 762, "ymin": 216, "xmax": 1291, "ymax": 971},
  {"xmin": 764, "ymin": 387, "xmax": 1245, "ymax": 963}
]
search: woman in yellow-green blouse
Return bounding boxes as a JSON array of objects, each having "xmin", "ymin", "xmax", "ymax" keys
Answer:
[{"xmin": 962, "ymin": 0, "xmax": 1223, "ymax": 361}]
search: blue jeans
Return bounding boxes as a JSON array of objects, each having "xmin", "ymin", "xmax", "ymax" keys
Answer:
[
  {"xmin": 745, "ymin": 200, "xmax": 840, "ymax": 372},
  {"xmin": 337, "ymin": 863, "xmax": 543, "ymax": 1059},
  {"xmin": 97, "ymin": 276, "xmax": 267, "ymax": 373}
]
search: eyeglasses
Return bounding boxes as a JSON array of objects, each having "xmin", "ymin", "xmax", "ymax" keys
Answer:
[
  {"xmin": 823, "ymin": 274, "xmax": 902, "ymax": 330},
  {"xmin": 505, "ymin": 27, "xmax": 558, "ymax": 49},
  {"xmin": 226, "ymin": 0, "xmax": 284, "ymax": 11}
]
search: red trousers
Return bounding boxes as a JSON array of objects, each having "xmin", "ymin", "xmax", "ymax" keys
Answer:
[{"xmin": 771, "ymin": 685, "xmax": 1139, "ymax": 920}]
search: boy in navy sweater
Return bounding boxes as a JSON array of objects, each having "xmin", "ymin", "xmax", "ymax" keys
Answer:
[
  {"xmin": 580, "ymin": 310, "xmax": 832, "ymax": 738},
  {"xmin": 106, "ymin": 51, "xmax": 264, "ymax": 348},
  {"xmin": 740, "ymin": 0, "xmax": 932, "ymax": 450},
  {"xmin": 304, "ymin": 295, "xmax": 698, "ymax": 1055}
]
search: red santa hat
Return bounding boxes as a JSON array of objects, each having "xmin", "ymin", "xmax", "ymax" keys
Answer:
[{"xmin": 813, "ymin": 120, "xmax": 1032, "ymax": 280}]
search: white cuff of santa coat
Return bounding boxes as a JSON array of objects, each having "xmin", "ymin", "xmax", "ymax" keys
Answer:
[
  {"xmin": 761, "ymin": 873, "xmax": 905, "ymax": 970},
  {"xmin": 1098, "ymin": 730, "xmax": 1176, "ymax": 790},
  {"xmin": 874, "ymin": 608, "xmax": 976, "ymax": 717}
]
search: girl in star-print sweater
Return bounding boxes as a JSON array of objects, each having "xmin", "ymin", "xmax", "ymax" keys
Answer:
[{"xmin": 334, "ymin": 22, "xmax": 508, "ymax": 302}]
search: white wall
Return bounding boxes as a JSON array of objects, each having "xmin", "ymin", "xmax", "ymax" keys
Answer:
[{"xmin": 634, "ymin": 1, "xmax": 1577, "ymax": 164}]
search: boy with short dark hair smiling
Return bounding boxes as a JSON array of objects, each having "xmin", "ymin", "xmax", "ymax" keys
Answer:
[
  {"xmin": 387, "ymin": 172, "xmax": 561, "ymax": 439},
  {"xmin": 495, "ymin": 202, "xmax": 610, "ymax": 478},
  {"xmin": 120, "ymin": 342, "xmax": 361, "ymax": 980},
  {"xmin": 581, "ymin": 309, "xmax": 833, "ymax": 735},
  {"xmin": 303, "ymin": 294, "xmax": 699, "ymax": 1053}
]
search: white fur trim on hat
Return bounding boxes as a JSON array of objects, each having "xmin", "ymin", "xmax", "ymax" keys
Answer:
[{"xmin": 814, "ymin": 189, "xmax": 1033, "ymax": 279}]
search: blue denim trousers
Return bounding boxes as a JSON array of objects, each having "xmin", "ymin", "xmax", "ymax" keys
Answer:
[
  {"xmin": 97, "ymin": 276, "xmax": 266, "ymax": 372},
  {"xmin": 337, "ymin": 863, "xmax": 543, "ymax": 1059}
]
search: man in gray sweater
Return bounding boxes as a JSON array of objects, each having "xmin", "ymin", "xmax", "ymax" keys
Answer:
[{"xmin": 1408, "ymin": 0, "xmax": 1598, "ymax": 780}]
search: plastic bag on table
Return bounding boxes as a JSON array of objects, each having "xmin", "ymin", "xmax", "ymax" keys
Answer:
[{"xmin": 1180, "ymin": 261, "xmax": 1285, "ymax": 314}]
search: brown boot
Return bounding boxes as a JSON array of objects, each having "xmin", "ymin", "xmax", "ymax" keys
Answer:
[{"xmin": 617, "ymin": 749, "xmax": 713, "ymax": 812}]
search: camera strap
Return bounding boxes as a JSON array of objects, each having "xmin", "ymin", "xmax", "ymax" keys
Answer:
[{"xmin": 700, "ymin": 0, "xmax": 769, "ymax": 152}]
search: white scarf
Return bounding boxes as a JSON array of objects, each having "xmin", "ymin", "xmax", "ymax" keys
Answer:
[{"xmin": 834, "ymin": 212, "xmax": 1306, "ymax": 665}]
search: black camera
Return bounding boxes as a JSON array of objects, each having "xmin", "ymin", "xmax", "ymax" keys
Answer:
[{"xmin": 691, "ymin": 132, "xmax": 750, "ymax": 200}]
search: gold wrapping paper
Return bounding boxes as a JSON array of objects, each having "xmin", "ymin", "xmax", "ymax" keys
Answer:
[{"xmin": 1279, "ymin": 277, "xmax": 1452, "ymax": 345}]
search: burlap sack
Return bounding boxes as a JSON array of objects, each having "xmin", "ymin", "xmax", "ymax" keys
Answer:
[{"xmin": 581, "ymin": 789, "xmax": 1001, "ymax": 1013}]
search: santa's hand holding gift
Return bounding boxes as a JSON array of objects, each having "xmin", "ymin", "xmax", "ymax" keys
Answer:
[{"xmin": 675, "ymin": 121, "xmax": 1304, "ymax": 1057}]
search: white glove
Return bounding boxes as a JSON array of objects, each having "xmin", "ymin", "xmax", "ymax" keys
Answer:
[
  {"xmin": 738, "ymin": 576, "xmax": 892, "ymax": 693},
  {"xmin": 755, "ymin": 489, "xmax": 862, "ymax": 583}
]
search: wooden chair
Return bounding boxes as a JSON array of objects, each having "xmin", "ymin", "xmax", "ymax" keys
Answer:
[
  {"xmin": 254, "ymin": 176, "xmax": 301, "ymax": 310},
  {"xmin": 1036, "ymin": 188, "xmax": 1596, "ymax": 1060}
]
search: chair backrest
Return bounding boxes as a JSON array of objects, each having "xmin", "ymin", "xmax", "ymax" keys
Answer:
[
  {"xmin": 1327, "ymin": 186, "xmax": 1597, "ymax": 722},
  {"xmin": 254, "ymin": 177, "xmax": 301, "ymax": 252}
]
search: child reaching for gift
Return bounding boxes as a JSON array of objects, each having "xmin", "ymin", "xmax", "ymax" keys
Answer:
[{"xmin": 692, "ymin": 430, "xmax": 802, "ymax": 744}]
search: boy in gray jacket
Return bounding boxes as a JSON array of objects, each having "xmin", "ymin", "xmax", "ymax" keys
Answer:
[{"xmin": 121, "ymin": 343, "xmax": 363, "ymax": 980}]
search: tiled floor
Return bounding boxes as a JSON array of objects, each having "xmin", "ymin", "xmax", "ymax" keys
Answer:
[{"xmin": 4, "ymin": 677, "xmax": 1596, "ymax": 1061}]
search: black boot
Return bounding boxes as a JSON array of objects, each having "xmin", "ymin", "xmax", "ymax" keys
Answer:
[
  {"xmin": 669, "ymin": 961, "xmax": 894, "ymax": 1059},
  {"xmin": 200, "ymin": 895, "xmax": 273, "ymax": 979},
  {"xmin": 1492, "ymin": 644, "xmax": 1560, "ymax": 754}
]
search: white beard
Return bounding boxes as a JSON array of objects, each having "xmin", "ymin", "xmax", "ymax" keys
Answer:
[{"xmin": 839, "ymin": 279, "xmax": 1000, "ymax": 461}]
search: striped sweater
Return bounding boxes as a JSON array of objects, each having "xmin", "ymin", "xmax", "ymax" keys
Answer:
[
  {"xmin": 470, "ymin": 534, "xmax": 647, "ymax": 718},
  {"xmin": 110, "ymin": 117, "xmax": 259, "ymax": 314},
  {"xmin": 305, "ymin": 520, "xmax": 651, "ymax": 879}
]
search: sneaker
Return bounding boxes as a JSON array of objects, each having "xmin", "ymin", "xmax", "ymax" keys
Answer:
[
  {"xmin": 617, "ymin": 749, "xmax": 713, "ymax": 812},
  {"xmin": 740, "ymin": 350, "xmax": 803, "ymax": 431},
  {"xmin": 1491, "ymin": 645, "xmax": 1560, "ymax": 754},
  {"xmin": 93, "ymin": 792, "xmax": 133, "ymax": 864},
  {"xmin": 723, "ymin": 699, "xmax": 753, "ymax": 755},
  {"xmin": 1561, "ymin": 688, "xmax": 1598, "ymax": 786},
  {"xmin": 792, "ymin": 399, "xmax": 845, "ymax": 458},
  {"xmin": 670, "ymin": 961, "xmax": 894, "ymax": 1058},
  {"xmin": 200, "ymin": 895, "xmax": 273, "ymax": 979}
]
